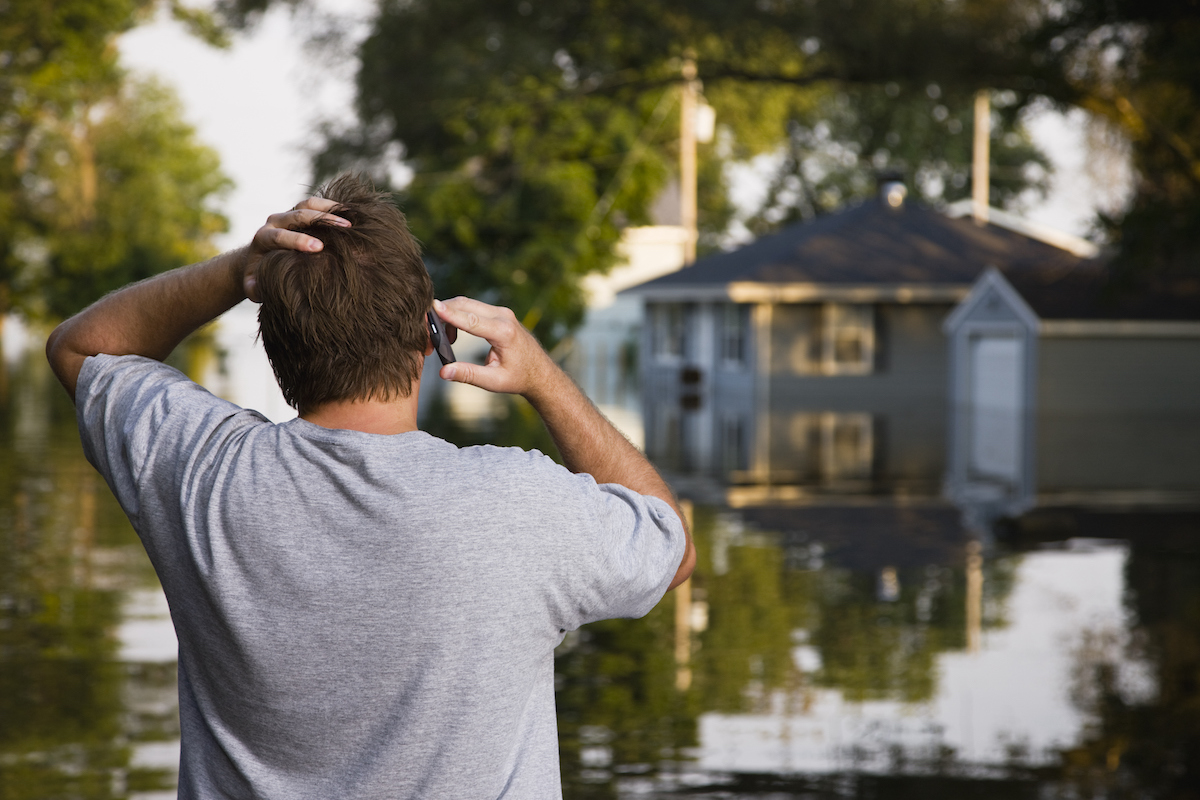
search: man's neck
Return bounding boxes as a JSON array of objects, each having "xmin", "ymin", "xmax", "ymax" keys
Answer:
[{"xmin": 300, "ymin": 386, "xmax": 422, "ymax": 435}]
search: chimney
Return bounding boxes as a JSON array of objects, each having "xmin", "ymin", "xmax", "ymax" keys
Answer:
[{"xmin": 877, "ymin": 170, "xmax": 907, "ymax": 209}]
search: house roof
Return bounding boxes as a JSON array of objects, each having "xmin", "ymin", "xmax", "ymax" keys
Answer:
[{"xmin": 626, "ymin": 197, "xmax": 1088, "ymax": 297}]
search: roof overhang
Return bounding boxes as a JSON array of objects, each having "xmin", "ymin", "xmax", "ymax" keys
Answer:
[
  {"xmin": 1039, "ymin": 319, "xmax": 1200, "ymax": 338},
  {"xmin": 944, "ymin": 200, "xmax": 1101, "ymax": 258},
  {"xmin": 626, "ymin": 282, "xmax": 971, "ymax": 304}
]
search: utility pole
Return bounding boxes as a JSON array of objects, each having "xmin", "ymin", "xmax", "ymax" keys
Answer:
[
  {"xmin": 680, "ymin": 56, "xmax": 699, "ymax": 264},
  {"xmin": 972, "ymin": 89, "xmax": 990, "ymax": 226}
]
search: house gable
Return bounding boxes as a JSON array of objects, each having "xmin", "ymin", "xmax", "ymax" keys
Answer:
[{"xmin": 943, "ymin": 267, "xmax": 1041, "ymax": 335}]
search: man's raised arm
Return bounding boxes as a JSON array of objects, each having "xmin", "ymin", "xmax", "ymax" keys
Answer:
[
  {"xmin": 46, "ymin": 202, "xmax": 348, "ymax": 401},
  {"xmin": 432, "ymin": 297, "xmax": 696, "ymax": 590}
]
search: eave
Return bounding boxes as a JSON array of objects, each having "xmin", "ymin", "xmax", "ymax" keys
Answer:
[{"xmin": 626, "ymin": 282, "xmax": 972, "ymax": 304}]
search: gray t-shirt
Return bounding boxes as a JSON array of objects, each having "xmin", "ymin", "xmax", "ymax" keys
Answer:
[{"xmin": 77, "ymin": 354, "xmax": 685, "ymax": 800}]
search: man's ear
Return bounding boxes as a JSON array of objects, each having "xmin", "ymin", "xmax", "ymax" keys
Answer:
[{"xmin": 424, "ymin": 331, "xmax": 434, "ymax": 357}]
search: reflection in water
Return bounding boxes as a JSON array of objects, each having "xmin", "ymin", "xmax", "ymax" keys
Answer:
[
  {"xmin": 554, "ymin": 507, "xmax": 1193, "ymax": 798},
  {"xmin": 1, "ymin": 343, "xmax": 178, "ymax": 799},
  {"xmin": 4, "ymin": 322, "xmax": 1200, "ymax": 799}
]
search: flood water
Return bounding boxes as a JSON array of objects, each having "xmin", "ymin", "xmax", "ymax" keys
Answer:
[{"xmin": 3, "ymin": 311, "xmax": 1199, "ymax": 798}]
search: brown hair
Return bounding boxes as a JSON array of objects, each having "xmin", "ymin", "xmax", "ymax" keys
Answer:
[{"xmin": 256, "ymin": 173, "xmax": 433, "ymax": 411}]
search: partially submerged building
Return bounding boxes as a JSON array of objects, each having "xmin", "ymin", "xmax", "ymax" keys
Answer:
[
  {"xmin": 944, "ymin": 266, "xmax": 1200, "ymax": 522},
  {"xmin": 623, "ymin": 188, "xmax": 1098, "ymax": 503}
]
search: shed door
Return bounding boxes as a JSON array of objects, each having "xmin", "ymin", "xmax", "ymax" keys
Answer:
[{"xmin": 968, "ymin": 335, "xmax": 1024, "ymax": 483}]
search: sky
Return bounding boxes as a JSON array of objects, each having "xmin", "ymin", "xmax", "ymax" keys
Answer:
[
  {"xmin": 119, "ymin": 2, "xmax": 372, "ymax": 249},
  {"xmin": 117, "ymin": 3, "xmax": 1131, "ymax": 253}
]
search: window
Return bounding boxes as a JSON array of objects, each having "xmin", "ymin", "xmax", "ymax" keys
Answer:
[
  {"xmin": 820, "ymin": 413, "xmax": 874, "ymax": 482},
  {"xmin": 651, "ymin": 304, "xmax": 686, "ymax": 361},
  {"xmin": 720, "ymin": 304, "xmax": 750, "ymax": 367},
  {"xmin": 783, "ymin": 412, "xmax": 875, "ymax": 485},
  {"xmin": 777, "ymin": 303, "xmax": 874, "ymax": 376},
  {"xmin": 720, "ymin": 414, "xmax": 749, "ymax": 473},
  {"xmin": 820, "ymin": 304, "xmax": 875, "ymax": 375}
]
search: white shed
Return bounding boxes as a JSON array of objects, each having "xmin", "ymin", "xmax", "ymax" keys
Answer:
[{"xmin": 944, "ymin": 266, "xmax": 1200, "ymax": 523}]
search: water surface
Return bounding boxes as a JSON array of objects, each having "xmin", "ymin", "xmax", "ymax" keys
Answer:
[{"xmin": 2, "ymin": 325, "xmax": 1198, "ymax": 798}]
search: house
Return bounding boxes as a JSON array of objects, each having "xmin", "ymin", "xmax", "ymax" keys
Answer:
[
  {"xmin": 943, "ymin": 265, "xmax": 1200, "ymax": 523},
  {"xmin": 622, "ymin": 185, "xmax": 1098, "ymax": 504},
  {"xmin": 560, "ymin": 225, "xmax": 690, "ymax": 448}
]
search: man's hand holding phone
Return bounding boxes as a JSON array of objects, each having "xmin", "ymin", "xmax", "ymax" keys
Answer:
[
  {"xmin": 426, "ymin": 310, "xmax": 457, "ymax": 366},
  {"xmin": 431, "ymin": 297, "xmax": 558, "ymax": 402},
  {"xmin": 431, "ymin": 295, "xmax": 695, "ymax": 588}
]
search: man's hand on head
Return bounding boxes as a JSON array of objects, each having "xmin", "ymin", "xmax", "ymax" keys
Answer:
[
  {"xmin": 242, "ymin": 198, "xmax": 351, "ymax": 302},
  {"xmin": 432, "ymin": 297, "xmax": 558, "ymax": 401},
  {"xmin": 46, "ymin": 197, "xmax": 352, "ymax": 402}
]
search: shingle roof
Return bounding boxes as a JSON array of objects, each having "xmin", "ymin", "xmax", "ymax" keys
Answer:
[
  {"xmin": 629, "ymin": 198, "xmax": 1086, "ymax": 291},
  {"xmin": 1003, "ymin": 265, "xmax": 1200, "ymax": 321}
]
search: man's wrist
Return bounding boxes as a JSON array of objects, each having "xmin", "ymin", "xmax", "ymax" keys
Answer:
[
  {"xmin": 521, "ymin": 359, "xmax": 576, "ymax": 410},
  {"xmin": 223, "ymin": 245, "xmax": 253, "ymax": 302}
]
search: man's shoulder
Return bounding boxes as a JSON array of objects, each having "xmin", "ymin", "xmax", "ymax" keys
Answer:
[
  {"xmin": 78, "ymin": 352, "xmax": 258, "ymax": 436},
  {"xmin": 79, "ymin": 353, "xmax": 193, "ymax": 400}
]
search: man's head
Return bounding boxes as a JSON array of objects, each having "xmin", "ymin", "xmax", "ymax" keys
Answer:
[{"xmin": 256, "ymin": 173, "xmax": 433, "ymax": 411}]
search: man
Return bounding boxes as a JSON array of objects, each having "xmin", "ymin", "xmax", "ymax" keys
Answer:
[{"xmin": 46, "ymin": 173, "xmax": 694, "ymax": 799}]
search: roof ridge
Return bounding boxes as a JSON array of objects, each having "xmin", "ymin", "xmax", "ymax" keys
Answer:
[{"xmin": 944, "ymin": 200, "xmax": 1099, "ymax": 259}]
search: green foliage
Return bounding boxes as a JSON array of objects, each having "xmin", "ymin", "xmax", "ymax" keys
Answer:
[
  {"xmin": 27, "ymin": 79, "xmax": 230, "ymax": 319},
  {"xmin": 1034, "ymin": 0, "xmax": 1200, "ymax": 281},
  {"xmin": 306, "ymin": 0, "xmax": 1054, "ymax": 345},
  {"xmin": 745, "ymin": 85, "xmax": 1050, "ymax": 234},
  {"xmin": 690, "ymin": 510, "xmax": 812, "ymax": 712},
  {"xmin": 231, "ymin": 0, "xmax": 1199, "ymax": 330},
  {"xmin": 0, "ymin": 0, "xmax": 230, "ymax": 320},
  {"xmin": 169, "ymin": 0, "xmax": 232, "ymax": 48}
]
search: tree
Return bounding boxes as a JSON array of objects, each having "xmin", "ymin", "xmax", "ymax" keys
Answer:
[
  {"xmin": 264, "ymin": 0, "xmax": 1055, "ymax": 345},
  {"xmin": 737, "ymin": 83, "xmax": 1050, "ymax": 234},
  {"xmin": 24, "ymin": 79, "xmax": 230, "ymax": 320},
  {"xmin": 0, "ymin": 0, "xmax": 231, "ymax": 321},
  {"xmin": 221, "ymin": 0, "xmax": 1200, "ymax": 337},
  {"xmin": 1033, "ymin": 0, "xmax": 1200, "ymax": 285}
]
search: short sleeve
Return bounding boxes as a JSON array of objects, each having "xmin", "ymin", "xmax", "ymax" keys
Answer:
[
  {"xmin": 546, "ymin": 469, "xmax": 687, "ymax": 631},
  {"xmin": 74, "ymin": 354, "xmax": 254, "ymax": 525}
]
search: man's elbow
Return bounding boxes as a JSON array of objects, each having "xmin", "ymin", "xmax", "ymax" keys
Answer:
[
  {"xmin": 668, "ymin": 541, "xmax": 697, "ymax": 591},
  {"xmin": 45, "ymin": 323, "xmax": 84, "ymax": 401}
]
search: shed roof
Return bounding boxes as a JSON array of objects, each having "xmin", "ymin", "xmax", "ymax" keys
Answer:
[
  {"xmin": 628, "ymin": 198, "xmax": 1087, "ymax": 294},
  {"xmin": 1003, "ymin": 265, "xmax": 1200, "ymax": 321}
]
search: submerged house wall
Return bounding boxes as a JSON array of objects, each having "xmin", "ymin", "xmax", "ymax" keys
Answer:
[
  {"xmin": 644, "ymin": 299, "xmax": 955, "ymax": 495},
  {"xmin": 764, "ymin": 302, "xmax": 953, "ymax": 492},
  {"xmin": 1036, "ymin": 334, "xmax": 1200, "ymax": 497}
]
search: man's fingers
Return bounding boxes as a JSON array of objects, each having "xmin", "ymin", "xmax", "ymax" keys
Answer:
[
  {"xmin": 254, "ymin": 207, "xmax": 353, "ymax": 255},
  {"xmin": 434, "ymin": 297, "xmax": 519, "ymax": 344},
  {"xmin": 293, "ymin": 197, "xmax": 340, "ymax": 213},
  {"xmin": 440, "ymin": 360, "xmax": 513, "ymax": 394},
  {"xmin": 260, "ymin": 227, "xmax": 324, "ymax": 253},
  {"xmin": 264, "ymin": 208, "xmax": 350, "ymax": 231}
]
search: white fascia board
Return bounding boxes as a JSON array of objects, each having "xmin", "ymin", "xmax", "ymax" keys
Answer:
[
  {"xmin": 627, "ymin": 282, "xmax": 970, "ymax": 304},
  {"xmin": 624, "ymin": 284, "xmax": 735, "ymax": 301},
  {"xmin": 1040, "ymin": 319, "xmax": 1200, "ymax": 338},
  {"xmin": 727, "ymin": 282, "xmax": 969, "ymax": 304},
  {"xmin": 944, "ymin": 200, "xmax": 1100, "ymax": 258}
]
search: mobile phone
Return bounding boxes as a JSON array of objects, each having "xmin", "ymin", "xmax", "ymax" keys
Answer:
[{"xmin": 426, "ymin": 310, "xmax": 456, "ymax": 366}]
